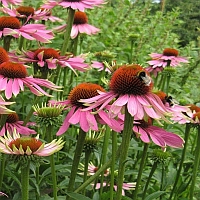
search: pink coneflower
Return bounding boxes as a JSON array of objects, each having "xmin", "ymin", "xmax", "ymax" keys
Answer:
[
  {"xmin": 9, "ymin": 48, "xmax": 89, "ymax": 72},
  {"xmin": 81, "ymin": 64, "xmax": 170, "ymax": 121},
  {"xmin": 184, "ymin": 104, "xmax": 200, "ymax": 124},
  {"xmin": 147, "ymin": 48, "xmax": 189, "ymax": 69},
  {"xmin": 0, "ymin": 113, "xmax": 36, "ymax": 136},
  {"xmin": 42, "ymin": 0, "xmax": 104, "ymax": 11},
  {"xmin": 0, "ymin": 130, "xmax": 64, "ymax": 156},
  {"xmin": 91, "ymin": 61, "xmax": 111, "ymax": 73},
  {"xmin": 1, "ymin": 6, "xmax": 63, "ymax": 24},
  {"xmin": 153, "ymin": 90, "xmax": 192, "ymax": 124},
  {"xmin": 0, "ymin": 61, "xmax": 62, "ymax": 99},
  {"xmin": 133, "ymin": 119, "xmax": 184, "ymax": 151},
  {"xmin": 87, "ymin": 163, "xmax": 109, "ymax": 176},
  {"xmin": 0, "ymin": 16, "xmax": 54, "ymax": 43},
  {"xmin": 145, "ymin": 65, "xmax": 163, "ymax": 77},
  {"xmin": 54, "ymin": 11, "xmax": 100, "ymax": 39},
  {"xmin": 49, "ymin": 83, "xmax": 122, "ymax": 135},
  {"xmin": 94, "ymin": 182, "xmax": 136, "ymax": 196},
  {"xmin": 79, "ymin": 162, "xmax": 109, "ymax": 176},
  {"xmin": 0, "ymin": 95, "xmax": 15, "ymax": 114},
  {"xmin": 0, "ymin": 191, "xmax": 8, "ymax": 197},
  {"xmin": 0, "ymin": 0, "xmax": 22, "ymax": 6}
]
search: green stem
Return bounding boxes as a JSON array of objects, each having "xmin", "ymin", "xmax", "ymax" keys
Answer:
[
  {"xmin": 189, "ymin": 125, "xmax": 200, "ymax": 200},
  {"xmin": 165, "ymin": 74, "xmax": 171, "ymax": 94},
  {"xmin": 46, "ymin": 125, "xmax": 58, "ymax": 200},
  {"xmin": 72, "ymin": 34, "xmax": 79, "ymax": 56},
  {"xmin": 116, "ymin": 106, "xmax": 133, "ymax": 200},
  {"xmin": 18, "ymin": 36, "xmax": 25, "ymax": 51},
  {"xmin": 83, "ymin": 150, "xmax": 91, "ymax": 184},
  {"xmin": 75, "ymin": 146, "xmax": 121, "ymax": 193},
  {"xmin": 0, "ymin": 115, "xmax": 7, "ymax": 131},
  {"xmin": 99, "ymin": 126, "xmax": 111, "ymax": 196},
  {"xmin": 142, "ymin": 162, "xmax": 158, "ymax": 199},
  {"xmin": 160, "ymin": 166, "xmax": 164, "ymax": 200},
  {"xmin": 66, "ymin": 129, "xmax": 86, "ymax": 200},
  {"xmin": 110, "ymin": 130, "xmax": 117, "ymax": 200},
  {"xmin": 161, "ymin": 74, "xmax": 167, "ymax": 91},
  {"xmin": 21, "ymin": 161, "xmax": 30, "ymax": 200},
  {"xmin": 132, "ymin": 143, "xmax": 149, "ymax": 199},
  {"xmin": 23, "ymin": 96, "xmax": 40, "ymax": 126},
  {"xmin": 50, "ymin": 154, "xmax": 58, "ymax": 200},
  {"xmin": 35, "ymin": 166, "xmax": 40, "ymax": 200},
  {"xmin": 61, "ymin": 8, "xmax": 75, "ymax": 55},
  {"xmin": 3, "ymin": 36, "xmax": 12, "ymax": 51},
  {"xmin": 169, "ymin": 124, "xmax": 191, "ymax": 200},
  {"xmin": 0, "ymin": 154, "xmax": 6, "ymax": 190}
]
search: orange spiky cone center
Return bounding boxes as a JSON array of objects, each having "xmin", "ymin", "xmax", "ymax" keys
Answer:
[
  {"xmin": 16, "ymin": 6, "xmax": 35, "ymax": 17},
  {"xmin": 0, "ymin": 62, "xmax": 28, "ymax": 78},
  {"xmin": 0, "ymin": 16, "xmax": 21, "ymax": 30},
  {"xmin": 34, "ymin": 48, "xmax": 60, "ymax": 60},
  {"xmin": 73, "ymin": 11, "xmax": 88, "ymax": 24},
  {"xmin": 68, "ymin": 83, "xmax": 105, "ymax": 107},
  {"xmin": 163, "ymin": 48, "xmax": 179, "ymax": 56},
  {"xmin": 109, "ymin": 64, "xmax": 153, "ymax": 95},
  {"xmin": 187, "ymin": 104, "xmax": 200, "ymax": 113},
  {"xmin": 6, "ymin": 113, "xmax": 19, "ymax": 123},
  {"xmin": 9, "ymin": 137, "xmax": 43, "ymax": 152}
]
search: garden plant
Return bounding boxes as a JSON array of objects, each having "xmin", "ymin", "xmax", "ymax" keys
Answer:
[{"xmin": 0, "ymin": 0, "xmax": 199, "ymax": 200}]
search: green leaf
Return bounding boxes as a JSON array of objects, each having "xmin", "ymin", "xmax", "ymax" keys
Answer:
[
  {"xmin": 66, "ymin": 192, "xmax": 92, "ymax": 200},
  {"xmin": 144, "ymin": 191, "xmax": 166, "ymax": 200}
]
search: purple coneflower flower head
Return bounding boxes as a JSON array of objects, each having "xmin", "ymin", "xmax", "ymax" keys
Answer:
[
  {"xmin": 0, "ymin": 61, "xmax": 62, "ymax": 99},
  {"xmin": 0, "ymin": 130, "xmax": 64, "ymax": 156},
  {"xmin": 147, "ymin": 48, "xmax": 189, "ymax": 69},
  {"xmin": 94, "ymin": 182, "xmax": 136, "ymax": 196},
  {"xmin": 0, "ymin": 113, "xmax": 36, "ymax": 136},
  {"xmin": 0, "ymin": 16, "xmax": 54, "ymax": 43},
  {"xmin": 49, "ymin": 83, "xmax": 122, "ymax": 135},
  {"xmin": 0, "ymin": 191, "xmax": 8, "ymax": 197},
  {"xmin": 0, "ymin": 0, "xmax": 22, "ymax": 6},
  {"xmin": 8, "ymin": 48, "xmax": 89, "ymax": 73},
  {"xmin": 154, "ymin": 90, "xmax": 193, "ymax": 124},
  {"xmin": 42, "ymin": 0, "xmax": 105, "ymax": 11},
  {"xmin": 145, "ymin": 65, "xmax": 163, "ymax": 77},
  {"xmin": 81, "ymin": 64, "xmax": 170, "ymax": 121},
  {"xmin": 54, "ymin": 11, "xmax": 100, "ymax": 39},
  {"xmin": 1, "ymin": 6, "xmax": 63, "ymax": 24},
  {"xmin": 133, "ymin": 119, "xmax": 184, "ymax": 151},
  {"xmin": 87, "ymin": 163, "xmax": 109, "ymax": 176},
  {"xmin": 91, "ymin": 61, "xmax": 111, "ymax": 73},
  {"xmin": 185, "ymin": 104, "xmax": 200, "ymax": 124},
  {"xmin": 79, "ymin": 162, "xmax": 109, "ymax": 176}
]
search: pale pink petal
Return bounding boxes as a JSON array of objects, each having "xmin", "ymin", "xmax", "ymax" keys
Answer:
[
  {"xmin": 5, "ymin": 79, "xmax": 13, "ymax": 99},
  {"xmin": 56, "ymin": 107, "xmax": 76, "ymax": 136}
]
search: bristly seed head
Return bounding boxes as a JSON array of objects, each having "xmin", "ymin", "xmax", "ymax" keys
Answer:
[
  {"xmin": 0, "ymin": 61, "xmax": 28, "ymax": 78},
  {"xmin": 34, "ymin": 48, "xmax": 60, "ymax": 60},
  {"xmin": 73, "ymin": 11, "xmax": 88, "ymax": 24},
  {"xmin": 109, "ymin": 64, "xmax": 153, "ymax": 95},
  {"xmin": 0, "ymin": 16, "xmax": 21, "ymax": 30},
  {"xmin": 9, "ymin": 137, "xmax": 43, "ymax": 153},
  {"xmin": 163, "ymin": 48, "xmax": 179, "ymax": 57},
  {"xmin": 6, "ymin": 113, "xmax": 19, "ymax": 123},
  {"xmin": 16, "ymin": 6, "xmax": 35, "ymax": 17},
  {"xmin": 68, "ymin": 83, "xmax": 105, "ymax": 107}
]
